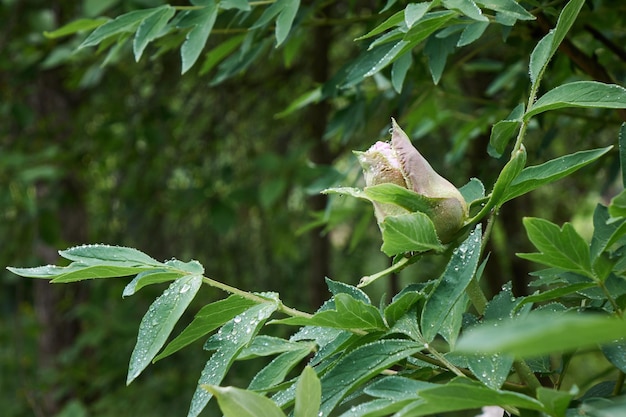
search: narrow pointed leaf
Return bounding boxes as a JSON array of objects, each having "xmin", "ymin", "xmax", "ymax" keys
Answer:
[
  {"xmin": 133, "ymin": 5, "xmax": 175, "ymax": 61},
  {"xmin": 421, "ymin": 224, "xmax": 482, "ymax": 342},
  {"xmin": 502, "ymin": 146, "xmax": 612, "ymax": 204},
  {"xmin": 275, "ymin": 0, "xmax": 299, "ymax": 47},
  {"xmin": 79, "ymin": 8, "xmax": 161, "ymax": 48},
  {"xmin": 154, "ymin": 295, "xmax": 257, "ymax": 361},
  {"xmin": 528, "ymin": 0, "xmax": 584, "ymax": 86},
  {"xmin": 248, "ymin": 345, "xmax": 314, "ymax": 390},
  {"xmin": 295, "ymin": 366, "xmax": 321, "ymax": 417},
  {"xmin": 488, "ymin": 103, "xmax": 524, "ymax": 157},
  {"xmin": 187, "ymin": 300, "xmax": 278, "ymax": 417},
  {"xmin": 619, "ymin": 122, "xmax": 626, "ymax": 187},
  {"xmin": 59, "ymin": 244, "xmax": 161, "ymax": 266},
  {"xmin": 526, "ymin": 81, "xmax": 626, "ymax": 119},
  {"xmin": 443, "ymin": 0, "xmax": 487, "ymax": 22},
  {"xmin": 44, "ymin": 18, "xmax": 109, "ymax": 39},
  {"xmin": 127, "ymin": 274, "xmax": 203, "ymax": 384},
  {"xmin": 318, "ymin": 339, "xmax": 424, "ymax": 416},
  {"xmin": 123, "ymin": 269, "xmax": 185, "ymax": 297},
  {"xmin": 203, "ymin": 385, "xmax": 286, "ymax": 417},
  {"xmin": 181, "ymin": 4, "xmax": 218, "ymax": 74}
]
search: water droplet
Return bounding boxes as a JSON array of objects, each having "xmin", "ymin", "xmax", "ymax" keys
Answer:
[
  {"xmin": 233, "ymin": 315, "xmax": 242, "ymax": 323},
  {"xmin": 179, "ymin": 283, "xmax": 191, "ymax": 293}
]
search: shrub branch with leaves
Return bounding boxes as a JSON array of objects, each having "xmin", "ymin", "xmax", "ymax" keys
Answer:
[{"xmin": 10, "ymin": 0, "xmax": 626, "ymax": 416}]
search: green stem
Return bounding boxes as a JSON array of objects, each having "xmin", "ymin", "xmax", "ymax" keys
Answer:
[
  {"xmin": 358, "ymin": 256, "xmax": 413, "ymax": 288},
  {"xmin": 514, "ymin": 360, "xmax": 542, "ymax": 393},
  {"xmin": 613, "ymin": 371, "xmax": 625, "ymax": 396},
  {"xmin": 201, "ymin": 276, "xmax": 312, "ymax": 319}
]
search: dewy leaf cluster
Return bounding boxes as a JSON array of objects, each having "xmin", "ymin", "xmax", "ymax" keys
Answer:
[{"xmin": 9, "ymin": 0, "xmax": 626, "ymax": 416}]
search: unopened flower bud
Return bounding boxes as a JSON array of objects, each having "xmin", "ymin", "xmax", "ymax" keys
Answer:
[{"xmin": 357, "ymin": 119, "xmax": 468, "ymax": 243}]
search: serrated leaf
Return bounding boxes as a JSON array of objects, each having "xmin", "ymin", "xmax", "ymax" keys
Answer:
[
  {"xmin": 518, "ymin": 217, "xmax": 594, "ymax": 279},
  {"xmin": 79, "ymin": 8, "xmax": 161, "ymax": 48},
  {"xmin": 488, "ymin": 103, "xmax": 524, "ymax": 157},
  {"xmin": 203, "ymin": 385, "xmax": 286, "ymax": 417},
  {"xmin": 602, "ymin": 339, "xmax": 626, "ymax": 373},
  {"xmin": 294, "ymin": 366, "xmax": 321, "ymax": 417},
  {"xmin": 123, "ymin": 269, "xmax": 186, "ymax": 297},
  {"xmin": 181, "ymin": 4, "xmax": 218, "ymax": 74},
  {"xmin": 272, "ymin": 293, "xmax": 386, "ymax": 332},
  {"xmin": 133, "ymin": 5, "xmax": 175, "ymax": 61},
  {"xmin": 502, "ymin": 146, "xmax": 612, "ymax": 204},
  {"xmin": 154, "ymin": 295, "xmax": 257, "ymax": 361},
  {"xmin": 526, "ymin": 81, "xmax": 626, "ymax": 119},
  {"xmin": 537, "ymin": 387, "xmax": 574, "ymax": 417},
  {"xmin": 325, "ymin": 278, "xmax": 371, "ymax": 304},
  {"xmin": 188, "ymin": 300, "xmax": 278, "ymax": 417},
  {"xmin": 456, "ymin": 312, "xmax": 626, "ymax": 357},
  {"xmin": 275, "ymin": 0, "xmax": 299, "ymax": 47},
  {"xmin": 380, "ymin": 212, "xmax": 444, "ymax": 256},
  {"xmin": 165, "ymin": 258, "xmax": 205, "ymax": 274},
  {"xmin": 421, "ymin": 224, "xmax": 482, "ymax": 342},
  {"xmin": 238, "ymin": 335, "xmax": 305, "ymax": 359},
  {"xmin": 528, "ymin": 0, "xmax": 584, "ymax": 86},
  {"xmin": 384, "ymin": 291, "xmax": 424, "ymax": 327},
  {"xmin": 44, "ymin": 17, "xmax": 109, "ymax": 39},
  {"xmin": 318, "ymin": 339, "xmax": 423, "ymax": 416},
  {"xmin": 127, "ymin": 274, "xmax": 203, "ymax": 384},
  {"xmin": 248, "ymin": 345, "xmax": 313, "ymax": 390}
]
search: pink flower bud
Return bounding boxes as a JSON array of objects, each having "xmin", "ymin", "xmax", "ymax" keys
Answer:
[{"xmin": 357, "ymin": 119, "xmax": 468, "ymax": 243}]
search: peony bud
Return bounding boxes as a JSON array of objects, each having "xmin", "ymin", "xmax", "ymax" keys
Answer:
[{"xmin": 356, "ymin": 118, "xmax": 468, "ymax": 243}]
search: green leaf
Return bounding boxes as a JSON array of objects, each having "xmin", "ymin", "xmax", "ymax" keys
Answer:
[
  {"xmin": 275, "ymin": 0, "xmax": 299, "ymax": 47},
  {"xmin": 181, "ymin": 4, "xmax": 218, "ymax": 74},
  {"xmin": 272, "ymin": 293, "xmax": 387, "ymax": 332},
  {"xmin": 154, "ymin": 295, "xmax": 257, "ymax": 361},
  {"xmin": 405, "ymin": 3, "xmax": 431, "ymax": 28},
  {"xmin": 220, "ymin": 0, "xmax": 251, "ymax": 11},
  {"xmin": 364, "ymin": 183, "xmax": 434, "ymax": 213},
  {"xmin": 318, "ymin": 339, "xmax": 424, "ymax": 416},
  {"xmin": 294, "ymin": 366, "xmax": 321, "ymax": 417},
  {"xmin": 424, "ymin": 31, "xmax": 458, "ymax": 84},
  {"xmin": 127, "ymin": 274, "xmax": 203, "ymax": 384},
  {"xmin": 355, "ymin": 9, "xmax": 404, "ymax": 41},
  {"xmin": 79, "ymin": 8, "xmax": 162, "ymax": 48},
  {"xmin": 516, "ymin": 282, "xmax": 595, "ymax": 309},
  {"xmin": 44, "ymin": 17, "xmax": 109, "ymax": 38},
  {"xmin": 188, "ymin": 300, "xmax": 279, "ymax": 417},
  {"xmin": 475, "ymin": 0, "xmax": 534, "ymax": 22},
  {"xmin": 7, "ymin": 262, "xmax": 156, "ymax": 282},
  {"xmin": 380, "ymin": 212, "xmax": 444, "ymax": 256},
  {"xmin": 618, "ymin": 122, "xmax": 626, "ymax": 187},
  {"xmin": 443, "ymin": 0, "xmax": 488, "ymax": 22},
  {"xmin": 248, "ymin": 345, "xmax": 314, "ymax": 390},
  {"xmin": 59, "ymin": 244, "xmax": 161, "ymax": 266},
  {"xmin": 122, "ymin": 269, "xmax": 186, "ymax": 297},
  {"xmin": 199, "ymin": 34, "xmax": 245, "ymax": 75},
  {"xmin": 133, "ymin": 5, "xmax": 175, "ymax": 61},
  {"xmin": 238, "ymin": 335, "xmax": 307, "ymax": 359},
  {"xmin": 325, "ymin": 277, "xmax": 371, "ymax": 304},
  {"xmin": 456, "ymin": 312, "xmax": 626, "ymax": 357},
  {"xmin": 602, "ymin": 339, "xmax": 626, "ymax": 373},
  {"xmin": 413, "ymin": 379, "xmax": 544, "ymax": 414},
  {"xmin": 488, "ymin": 103, "xmax": 524, "ymax": 157},
  {"xmin": 537, "ymin": 387, "xmax": 574, "ymax": 417},
  {"xmin": 458, "ymin": 178, "xmax": 485, "ymax": 204},
  {"xmin": 364, "ymin": 375, "xmax": 435, "ymax": 400},
  {"xmin": 502, "ymin": 146, "xmax": 612, "ymax": 204},
  {"xmin": 528, "ymin": 0, "xmax": 584, "ymax": 86},
  {"xmin": 457, "ymin": 21, "xmax": 489, "ymax": 47},
  {"xmin": 203, "ymin": 385, "xmax": 287, "ymax": 417},
  {"xmin": 421, "ymin": 224, "xmax": 482, "ymax": 342},
  {"xmin": 391, "ymin": 52, "xmax": 412, "ymax": 94},
  {"xmin": 609, "ymin": 189, "xmax": 626, "ymax": 219},
  {"xmin": 275, "ymin": 87, "xmax": 322, "ymax": 118},
  {"xmin": 384, "ymin": 290, "xmax": 424, "ymax": 327},
  {"xmin": 517, "ymin": 217, "xmax": 594, "ymax": 279},
  {"xmin": 526, "ymin": 81, "xmax": 626, "ymax": 119}
]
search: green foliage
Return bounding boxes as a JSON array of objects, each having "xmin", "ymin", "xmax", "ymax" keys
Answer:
[{"xmin": 5, "ymin": 0, "xmax": 626, "ymax": 416}]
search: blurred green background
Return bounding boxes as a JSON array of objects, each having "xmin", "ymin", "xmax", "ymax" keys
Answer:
[{"xmin": 2, "ymin": 1, "xmax": 625, "ymax": 416}]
